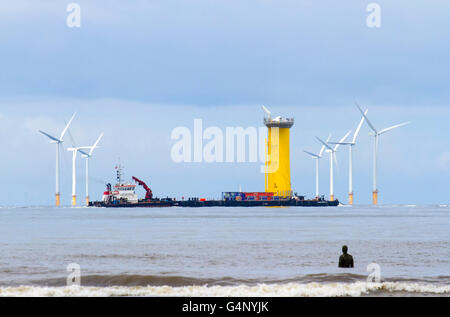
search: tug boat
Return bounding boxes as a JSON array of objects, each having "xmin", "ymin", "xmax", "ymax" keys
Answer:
[{"xmin": 89, "ymin": 165, "xmax": 174, "ymax": 208}]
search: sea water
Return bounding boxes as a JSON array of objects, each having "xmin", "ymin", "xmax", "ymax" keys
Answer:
[{"xmin": 0, "ymin": 205, "xmax": 449, "ymax": 297}]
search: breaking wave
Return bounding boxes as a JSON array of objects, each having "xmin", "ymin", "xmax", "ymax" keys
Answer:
[
  {"xmin": 29, "ymin": 273, "xmax": 450, "ymax": 288},
  {"xmin": 1, "ymin": 282, "xmax": 449, "ymax": 297}
]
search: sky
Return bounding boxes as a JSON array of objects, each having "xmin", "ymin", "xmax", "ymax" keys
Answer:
[{"xmin": 0, "ymin": 0, "xmax": 449, "ymax": 206}]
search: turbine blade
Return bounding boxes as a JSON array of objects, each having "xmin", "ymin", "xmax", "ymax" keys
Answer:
[
  {"xmin": 352, "ymin": 109, "xmax": 368, "ymax": 143},
  {"xmin": 66, "ymin": 122, "xmax": 77, "ymax": 148},
  {"xmin": 378, "ymin": 122, "xmax": 410, "ymax": 135},
  {"xmin": 319, "ymin": 145, "xmax": 326, "ymax": 157},
  {"xmin": 355, "ymin": 102, "xmax": 377, "ymax": 134},
  {"xmin": 333, "ymin": 152, "xmax": 339, "ymax": 174},
  {"xmin": 39, "ymin": 130, "xmax": 61, "ymax": 143},
  {"xmin": 316, "ymin": 136, "xmax": 334, "ymax": 151},
  {"xmin": 319, "ymin": 134, "xmax": 332, "ymax": 157},
  {"xmin": 78, "ymin": 149, "xmax": 90, "ymax": 157},
  {"xmin": 60, "ymin": 112, "xmax": 77, "ymax": 141},
  {"xmin": 89, "ymin": 133, "xmax": 104, "ymax": 156},
  {"xmin": 304, "ymin": 150, "xmax": 320, "ymax": 158},
  {"xmin": 339, "ymin": 130, "xmax": 352, "ymax": 143},
  {"xmin": 261, "ymin": 105, "xmax": 271, "ymax": 118},
  {"xmin": 329, "ymin": 142, "xmax": 353, "ymax": 145},
  {"xmin": 334, "ymin": 130, "xmax": 352, "ymax": 152}
]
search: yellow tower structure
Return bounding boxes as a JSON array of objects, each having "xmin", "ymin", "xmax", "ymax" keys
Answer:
[{"xmin": 264, "ymin": 109, "xmax": 294, "ymax": 198}]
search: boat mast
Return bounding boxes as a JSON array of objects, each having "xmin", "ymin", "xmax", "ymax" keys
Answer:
[{"xmin": 116, "ymin": 163, "xmax": 124, "ymax": 184}]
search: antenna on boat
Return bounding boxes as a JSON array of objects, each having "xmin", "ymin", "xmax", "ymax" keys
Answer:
[{"xmin": 115, "ymin": 161, "xmax": 124, "ymax": 185}]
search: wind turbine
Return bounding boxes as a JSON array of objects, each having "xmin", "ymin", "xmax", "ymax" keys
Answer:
[
  {"xmin": 67, "ymin": 133, "xmax": 103, "ymax": 207},
  {"xmin": 39, "ymin": 113, "xmax": 76, "ymax": 207},
  {"xmin": 329, "ymin": 110, "xmax": 367, "ymax": 205},
  {"xmin": 79, "ymin": 133, "xmax": 104, "ymax": 206},
  {"xmin": 355, "ymin": 102, "xmax": 409, "ymax": 205},
  {"xmin": 316, "ymin": 130, "xmax": 352, "ymax": 201},
  {"xmin": 303, "ymin": 135, "xmax": 330, "ymax": 199}
]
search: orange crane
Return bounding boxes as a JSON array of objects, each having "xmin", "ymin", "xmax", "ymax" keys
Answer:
[{"xmin": 132, "ymin": 176, "xmax": 153, "ymax": 200}]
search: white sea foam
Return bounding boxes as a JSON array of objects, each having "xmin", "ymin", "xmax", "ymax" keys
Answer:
[{"xmin": 1, "ymin": 282, "xmax": 449, "ymax": 297}]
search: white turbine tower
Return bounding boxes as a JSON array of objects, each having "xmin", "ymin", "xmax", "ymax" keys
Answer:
[
  {"xmin": 355, "ymin": 102, "xmax": 410, "ymax": 205},
  {"xmin": 329, "ymin": 110, "xmax": 367, "ymax": 205},
  {"xmin": 79, "ymin": 133, "xmax": 104, "ymax": 206},
  {"xmin": 316, "ymin": 130, "xmax": 352, "ymax": 202},
  {"xmin": 39, "ymin": 112, "xmax": 76, "ymax": 207},
  {"xmin": 303, "ymin": 135, "xmax": 330, "ymax": 199},
  {"xmin": 67, "ymin": 147, "xmax": 80, "ymax": 206}
]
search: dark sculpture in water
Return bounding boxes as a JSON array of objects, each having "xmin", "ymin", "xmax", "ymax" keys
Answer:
[{"xmin": 339, "ymin": 245, "xmax": 354, "ymax": 268}]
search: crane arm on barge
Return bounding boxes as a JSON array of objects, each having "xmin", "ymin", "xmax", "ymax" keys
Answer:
[{"xmin": 132, "ymin": 176, "xmax": 153, "ymax": 200}]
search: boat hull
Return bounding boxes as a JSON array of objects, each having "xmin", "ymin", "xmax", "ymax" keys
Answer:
[{"xmin": 89, "ymin": 199, "xmax": 339, "ymax": 208}]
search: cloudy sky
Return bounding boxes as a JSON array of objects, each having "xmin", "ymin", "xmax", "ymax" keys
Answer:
[{"xmin": 1, "ymin": 0, "xmax": 449, "ymax": 205}]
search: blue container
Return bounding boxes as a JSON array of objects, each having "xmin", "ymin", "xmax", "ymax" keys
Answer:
[{"xmin": 222, "ymin": 192, "xmax": 246, "ymax": 201}]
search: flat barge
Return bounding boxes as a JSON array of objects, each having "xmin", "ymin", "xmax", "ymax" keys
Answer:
[
  {"xmin": 90, "ymin": 198, "xmax": 339, "ymax": 208},
  {"xmin": 89, "ymin": 192, "xmax": 339, "ymax": 208},
  {"xmin": 88, "ymin": 167, "xmax": 340, "ymax": 208}
]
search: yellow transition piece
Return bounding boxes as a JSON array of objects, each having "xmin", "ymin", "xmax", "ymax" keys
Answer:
[{"xmin": 265, "ymin": 118, "xmax": 294, "ymax": 198}]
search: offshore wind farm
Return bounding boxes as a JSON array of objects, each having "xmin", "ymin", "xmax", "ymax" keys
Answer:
[{"xmin": 37, "ymin": 103, "xmax": 408, "ymax": 208}]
